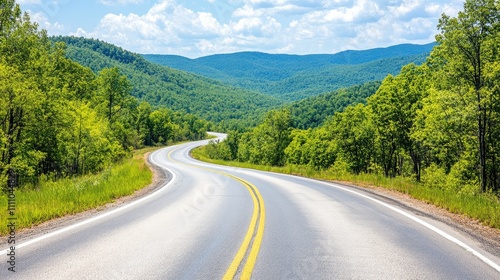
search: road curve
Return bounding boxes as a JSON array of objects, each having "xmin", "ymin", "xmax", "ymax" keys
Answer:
[{"xmin": 2, "ymin": 134, "xmax": 500, "ymax": 279}]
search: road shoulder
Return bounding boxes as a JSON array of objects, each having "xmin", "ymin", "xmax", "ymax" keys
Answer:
[
  {"xmin": 333, "ymin": 179, "xmax": 500, "ymax": 258},
  {"xmin": 0, "ymin": 151, "xmax": 169, "ymax": 246}
]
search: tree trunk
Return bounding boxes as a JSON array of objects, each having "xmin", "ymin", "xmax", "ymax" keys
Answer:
[
  {"xmin": 478, "ymin": 96, "xmax": 487, "ymax": 192},
  {"xmin": 5, "ymin": 107, "xmax": 22, "ymax": 189}
]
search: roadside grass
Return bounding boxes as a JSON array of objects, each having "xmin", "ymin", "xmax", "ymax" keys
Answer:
[
  {"xmin": 192, "ymin": 146, "xmax": 500, "ymax": 229},
  {"xmin": 0, "ymin": 147, "xmax": 157, "ymax": 236}
]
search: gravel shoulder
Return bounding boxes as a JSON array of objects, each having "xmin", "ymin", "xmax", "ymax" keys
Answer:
[
  {"xmin": 0, "ymin": 152, "xmax": 168, "ymax": 246},
  {"xmin": 2, "ymin": 152, "xmax": 499, "ymax": 260},
  {"xmin": 334, "ymin": 180, "xmax": 500, "ymax": 258}
]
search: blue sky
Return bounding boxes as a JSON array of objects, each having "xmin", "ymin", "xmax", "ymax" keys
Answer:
[{"xmin": 18, "ymin": 0, "xmax": 464, "ymax": 58}]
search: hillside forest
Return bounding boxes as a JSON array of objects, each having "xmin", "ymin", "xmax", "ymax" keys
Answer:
[
  {"xmin": 144, "ymin": 44, "xmax": 433, "ymax": 101},
  {"xmin": 50, "ymin": 35, "xmax": 282, "ymax": 131},
  {"xmin": 0, "ymin": 0, "xmax": 208, "ymax": 190},
  {"xmin": 3, "ymin": 0, "xmax": 500, "ymax": 202},
  {"xmin": 205, "ymin": 0, "xmax": 500, "ymax": 195}
]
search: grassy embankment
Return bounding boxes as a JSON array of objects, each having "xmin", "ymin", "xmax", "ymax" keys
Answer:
[
  {"xmin": 192, "ymin": 146, "xmax": 500, "ymax": 229},
  {"xmin": 0, "ymin": 147, "xmax": 158, "ymax": 236}
]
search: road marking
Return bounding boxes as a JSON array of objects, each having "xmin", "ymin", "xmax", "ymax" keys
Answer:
[
  {"xmin": 168, "ymin": 146, "xmax": 266, "ymax": 279},
  {"xmin": 3, "ymin": 148, "xmax": 177, "ymax": 253},
  {"xmin": 222, "ymin": 174, "xmax": 265, "ymax": 280},
  {"xmin": 175, "ymin": 143, "xmax": 500, "ymax": 275},
  {"xmin": 335, "ymin": 185, "xmax": 500, "ymax": 274},
  {"xmin": 283, "ymin": 174, "xmax": 500, "ymax": 274}
]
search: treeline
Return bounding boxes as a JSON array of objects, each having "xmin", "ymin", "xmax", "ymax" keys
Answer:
[
  {"xmin": 0, "ymin": 1, "xmax": 207, "ymax": 190},
  {"xmin": 289, "ymin": 81, "xmax": 381, "ymax": 129},
  {"xmin": 260, "ymin": 54, "xmax": 428, "ymax": 101},
  {"xmin": 206, "ymin": 0, "xmax": 500, "ymax": 194},
  {"xmin": 144, "ymin": 44, "xmax": 433, "ymax": 101},
  {"xmin": 52, "ymin": 36, "xmax": 282, "ymax": 131}
]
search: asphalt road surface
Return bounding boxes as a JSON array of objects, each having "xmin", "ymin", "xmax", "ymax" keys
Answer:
[{"xmin": 2, "ymin": 133, "xmax": 500, "ymax": 279}]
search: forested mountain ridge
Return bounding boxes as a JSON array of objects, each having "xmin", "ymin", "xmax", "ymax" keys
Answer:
[
  {"xmin": 143, "ymin": 43, "xmax": 434, "ymax": 100},
  {"xmin": 205, "ymin": 0, "xmax": 500, "ymax": 197},
  {"xmin": 51, "ymin": 36, "xmax": 282, "ymax": 129},
  {"xmin": 289, "ymin": 81, "xmax": 382, "ymax": 129}
]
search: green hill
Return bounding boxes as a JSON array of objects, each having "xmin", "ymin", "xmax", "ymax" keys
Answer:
[
  {"xmin": 289, "ymin": 81, "xmax": 382, "ymax": 129},
  {"xmin": 143, "ymin": 43, "xmax": 434, "ymax": 100},
  {"xmin": 51, "ymin": 36, "xmax": 282, "ymax": 129}
]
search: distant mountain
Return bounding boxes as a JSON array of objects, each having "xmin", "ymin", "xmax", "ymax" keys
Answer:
[
  {"xmin": 144, "ymin": 43, "xmax": 435, "ymax": 101},
  {"xmin": 51, "ymin": 36, "xmax": 282, "ymax": 129}
]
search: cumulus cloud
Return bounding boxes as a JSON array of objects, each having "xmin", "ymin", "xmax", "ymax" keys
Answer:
[
  {"xmin": 69, "ymin": 0, "xmax": 463, "ymax": 57},
  {"xmin": 100, "ymin": 0, "xmax": 145, "ymax": 5},
  {"xmin": 29, "ymin": 11, "xmax": 66, "ymax": 34},
  {"xmin": 280, "ymin": 0, "xmax": 462, "ymax": 53},
  {"xmin": 73, "ymin": 0, "xmax": 287, "ymax": 56},
  {"xmin": 234, "ymin": 0, "xmax": 324, "ymax": 17},
  {"xmin": 74, "ymin": 1, "xmax": 230, "ymax": 54}
]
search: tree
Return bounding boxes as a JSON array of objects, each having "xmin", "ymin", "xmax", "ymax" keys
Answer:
[
  {"xmin": 368, "ymin": 64, "xmax": 428, "ymax": 179},
  {"xmin": 303, "ymin": 128, "xmax": 336, "ymax": 169},
  {"xmin": 235, "ymin": 109, "xmax": 292, "ymax": 166},
  {"xmin": 0, "ymin": 64, "xmax": 42, "ymax": 189},
  {"xmin": 133, "ymin": 101, "xmax": 152, "ymax": 147},
  {"xmin": 435, "ymin": 0, "xmax": 500, "ymax": 191},
  {"xmin": 329, "ymin": 104, "xmax": 375, "ymax": 174},
  {"xmin": 148, "ymin": 108, "xmax": 173, "ymax": 144},
  {"xmin": 0, "ymin": 0, "xmax": 21, "ymax": 38},
  {"xmin": 95, "ymin": 67, "xmax": 133, "ymax": 123},
  {"xmin": 247, "ymin": 109, "xmax": 293, "ymax": 166},
  {"xmin": 57, "ymin": 101, "xmax": 120, "ymax": 175},
  {"xmin": 285, "ymin": 129, "xmax": 310, "ymax": 165},
  {"xmin": 368, "ymin": 75, "xmax": 403, "ymax": 177}
]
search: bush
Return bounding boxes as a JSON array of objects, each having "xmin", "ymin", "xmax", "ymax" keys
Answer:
[{"xmin": 422, "ymin": 163, "xmax": 447, "ymax": 189}]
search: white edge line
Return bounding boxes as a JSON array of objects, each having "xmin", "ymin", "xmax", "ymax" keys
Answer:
[
  {"xmin": 202, "ymin": 164, "xmax": 500, "ymax": 274},
  {"xmin": 3, "ymin": 147, "xmax": 176, "ymax": 253},
  {"xmin": 310, "ymin": 177, "xmax": 500, "ymax": 274}
]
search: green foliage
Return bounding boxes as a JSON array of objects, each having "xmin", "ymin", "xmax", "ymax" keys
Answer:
[
  {"xmin": 284, "ymin": 128, "xmax": 336, "ymax": 169},
  {"xmin": 237, "ymin": 109, "xmax": 293, "ymax": 166},
  {"xmin": 369, "ymin": 64, "xmax": 428, "ymax": 179},
  {"xmin": 328, "ymin": 104, "xmax": 375, "ymax": 174},
  {"xmin": 51, "ymin": 36, "xmax": 282, "ymax": 130},
  {"xmin": 434, "ymin": 0, "xmax": 500, "ymax": 192},
  {"xmin": 0, "ymin": 149, "xmax": 152, "ymax": 235},
  {"xmin": 289, "ymin": 81, "xmax": 381, "ymax": 129},
  {"xmin": 95, "ymin": 67, "xmax": 133, "ymax": 123},
  {"xmin": 0, "ymin": 3, "xmax": 208, "ymax": 190},
  {"xmin": 204, "ymin": 131, "xmax": 241, "ymax": 161},
  {"xmin": 204, "ymin": 0, "xmax": 500, "ymax": 202},
  {"xmin": 421, "ymin": 164, "xmax": 447, "ymax": 190},
  {"xmin": 144, "ymin": 44, "xmax": 434, "ymax": 101},
  {"xmin": 193, "ymin": 146, "xmax": 500, "ymax": 229},
  {"xmin": 204, "ymin": 139, "xmax": 232, "ymax": 161}
]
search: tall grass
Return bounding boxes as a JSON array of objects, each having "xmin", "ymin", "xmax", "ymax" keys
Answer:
[
  {"xmin": 0, "ymin": 148, "xmax": 154, "ymax": 236},
  {"xmin": 192, "ymin": 147, "xmax": 500, "ymax": 229}
]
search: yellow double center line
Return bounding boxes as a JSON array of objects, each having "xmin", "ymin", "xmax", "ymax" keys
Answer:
[
  {"xmin": 222, "ymin": 174, "xmax": 266, "ymax": 280},
  {"xmin": 167, "ymin": 147, "xmax": 265, "ymax": 279}
]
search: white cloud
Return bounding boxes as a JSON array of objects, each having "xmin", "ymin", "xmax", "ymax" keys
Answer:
[
  {"xmin": 233, "ymin": 17, "xmax": 263, "ymax": 33},
  {"xmin": 67, "ymin": 0, "xmax": 464, "ymax": 57},
  {"xmin": 233, "ymin": 5, "xmax": 264, "ymax": 18},
  {"xmin": 100, "ymin": 0, "xmax": 145, "ymax": 5},
  {"xmin": 73, "ymin": 0, "xmax": 289, "ymax": 56},
  {"xmin": 29, "ymin": 11, "xmax": 65, "ymax": 34},
  {"xmin": 234, "ymin": 0, "xmax": 323, "ymax": 18}
]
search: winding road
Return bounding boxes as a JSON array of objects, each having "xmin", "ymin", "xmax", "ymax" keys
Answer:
[{"xmin": 2, "ymin": 133, "xmax": 500, "ymax": 279}]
